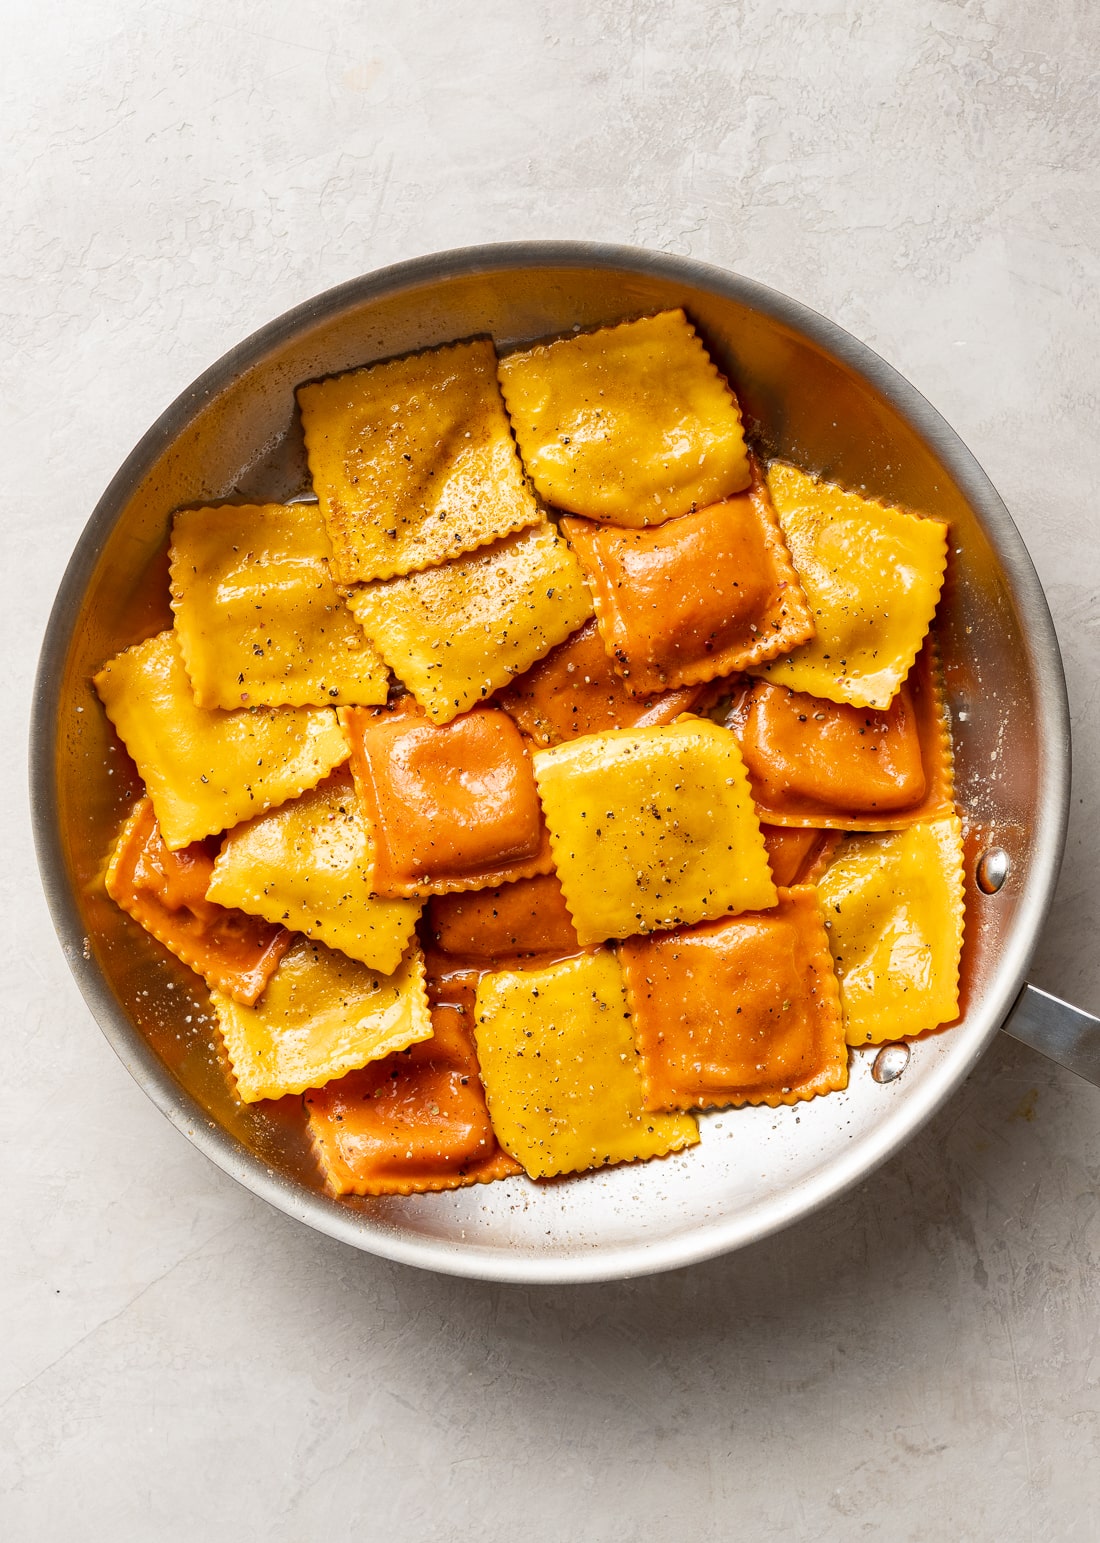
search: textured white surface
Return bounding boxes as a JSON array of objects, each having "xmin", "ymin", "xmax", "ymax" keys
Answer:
[{"xmin": 5, "ymin": 2, "xmax": 1100, "ymax": 1538}]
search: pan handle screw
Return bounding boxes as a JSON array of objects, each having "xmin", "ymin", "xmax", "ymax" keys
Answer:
[
  {"xmin": 871, "ymin": 1043, "xmax": 910, "ymax": 1083},
  {"xmin": 976, "ymin": 847, "xmax": 1010, "ymax": 894}
]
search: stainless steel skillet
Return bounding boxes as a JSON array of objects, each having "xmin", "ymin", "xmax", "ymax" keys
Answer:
[{"xmin": 30, "ymin": 242, "xmax": 1098, "ymax": 1284}]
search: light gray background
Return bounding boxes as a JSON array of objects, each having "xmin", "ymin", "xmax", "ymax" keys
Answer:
[{"xmin": 5, "ymin": 2, "xmax": 1100, "ymax": 1538}]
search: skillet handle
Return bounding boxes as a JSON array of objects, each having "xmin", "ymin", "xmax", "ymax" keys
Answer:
[{"xmin": 1002, "ymin": 983, "xmax": 1100, "ymax": 1087}]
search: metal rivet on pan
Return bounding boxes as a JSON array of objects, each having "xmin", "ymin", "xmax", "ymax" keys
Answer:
[
  {"xmin": 976, "ymin": 847, "xmax": 1011, "ymax": 894},
  {"xmin": 871, "ymin": 1043, "xmax": 911, "ymax": 1084}
]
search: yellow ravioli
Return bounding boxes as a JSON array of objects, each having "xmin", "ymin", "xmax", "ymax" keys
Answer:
[
  {"xmin": 816, "ymin": 816, "xmax": 965, "ymax": 1046},
  {"xmin": 211, "ymin": 938, "xmax": 432, "ymax": 1103},
  {"xmin": 206, "ymin": 770, "xmax": 421, "ymax": 973},
  {"xmin": 94, "ymin": 631, "xmax": 349, "ymax": 850},
  {"xmin": 298, "ymin": 337, "xmax": 540, "ymax": 583},
  {"xmin": 749, "ymin": 462, "xmax": 949, "ymax": 709},
  {"xmin": 532, "ymin": 718, "xmax": 777, "ymax": 946},
  {"xmin": 346, "ymin": 521, "xmax": 593, "ymax": 724},
  {"xmin": 473, "ymin": 950, "xmax": 699, "ymax": 1178},
  {"xmin": 498, "ymin": 309, "xmax": 750, "ymax": 525},
  {"xmin": 170, "ymin": 502, "xmax": 389, "ymax": 709}
]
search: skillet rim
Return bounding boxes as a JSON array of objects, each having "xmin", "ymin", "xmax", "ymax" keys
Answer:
[{"xmin": 29, "ymin": 240, "xmax": 1071, "ymax": 1282}]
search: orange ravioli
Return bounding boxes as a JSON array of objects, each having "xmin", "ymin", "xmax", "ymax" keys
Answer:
[
  {"xmin": 749, "ymin": 462, "xmax": 949, "ymax": 709},
  {"xmin": 733, "ymin": 643, "xmax": 953, "ymax": 830},
  {"xmin": 533, "ymin": 718, "xmax": 777, "ymax": 946},
  {"xmin": 346, "ymin": 521, "xmax": 593, "ymax": 724},
  {"xmin": 498, "ymin": 309, "xmax": 750, "ymax": 525},
  {"xmin": 561, "ymin": 457, "xmax": 814, "ymax": 694},
  {"xmin": 473, "ymin": 949, "xmax": 699, "ymax": 1179},
  {"xmin": 206, "ymin": 768, "xmax": 421, "ymax": 974},
  {"xmin": 621, "ymin": 888, "xmax": 847, "ymax": 1110},
  {"xmin": 760, "ymin": 826, "xmax": 843, "ymax": 888},
  {"xmin": 106, "ymin": 797, "xmax": 290, "ymax": 1005},
  {"xmin": 816, "ymin": 817, "xmax": 965, "ymax": 1046},
  {"xmin": 169, "ymin": 502, "xmax": 389, "ymax": 709},
  {"xmin": 343, "ymin": 699, "xmax": 553, "ymax": 898},
  {"xmin": 94, "ymin": 631, "xmax": 349, "ymax": 849},
  {"xmin": 306, "ymin": 968, "xmax": 522, "ymax": 1196},
  {"xmin": 211, "ymin": 937, "xmax": 433, "ymax": 1103},
  {"xmin": 425, "ymin": 873, "xmax": 581, "ymax": 963},
  {"xmin": 496, "ymin": 618, "xmax": 704, "ymax": 746},
  {"xmin": 297, "ymin": 337, "xmax": 540, "ymax": 583}
]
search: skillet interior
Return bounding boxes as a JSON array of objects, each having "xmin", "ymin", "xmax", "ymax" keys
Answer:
[{"xmin": 32, "ymin": 244, "xmax": 1068, "ymax": 1282}]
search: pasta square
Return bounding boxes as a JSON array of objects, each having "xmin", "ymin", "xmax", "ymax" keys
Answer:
[
  {"xmin": 749, "ymin": 462, "xmax": 949, "ymax": 709},
  {"xmin": 297, "ymin": 337, "xmax": 540, "ymax": 583},
  {"xmin": 620, "ymin": 887, "xmax": 847, "ymax": 1111},
  {"xmin": 816, "ymin": 817, "xmax": 965, "ymax": 1046},
  {"xmin": 473, "ymin": 949, "xmax": 699, "ymax": 1178},
  {"xmin": 561, "ymin": 456, "xmax": 814, "ymax": 693},
  {"xmin": 305, "ymin": 967, "xmax": 522, "ymax": 1196},
  {"xmin": 425, "ymin": 873, "xmax": 581, "ymax": 963},
  {"xmin": 496, "ymin": 618, "xmax": 703, "ymax": 746},
  {"xmin": 169, "ymin": 502, "xmax": 389, "ymax": 709},
  {"xmin": 94, "ymin": 631, "xmax": 349, "ymax": 849},
  {"xmin": 733, "ymin": 640, "xmax": 953, "ymax": 829},
  {"xmin": 206, "ymin": 768, "xmax": 421, "ymax": 974},
  {"xmin": 532, "ymin": 718, "xmax": 777, "ymax": 945},
  {"xmin": 497, "ymin": 309, "xmax": 750, "ymax": 525},
  {"xmin": 106, "ymin": 797, "xmax": 290, "ymax": 1005},
  {"xmin": 346, "ymin": 521, "xmax": 593, "ymax": 724},
  {"xmin": 343, "ymin": 699, "xmax": 553, "ymax": 897},
  {"xmin": 211, "ymin": 937, "xmax": 432, "ymax": 1102}
]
